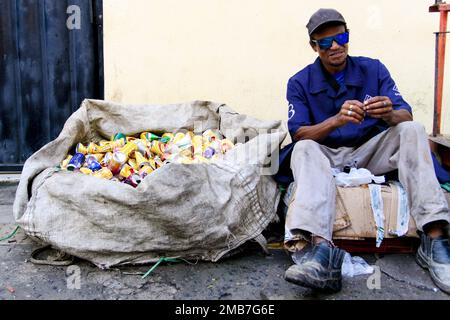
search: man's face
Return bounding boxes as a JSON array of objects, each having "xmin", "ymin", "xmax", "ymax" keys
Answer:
[{"xmin": 310, "ymin": 24, "xmax": 348, "ymax": 69}]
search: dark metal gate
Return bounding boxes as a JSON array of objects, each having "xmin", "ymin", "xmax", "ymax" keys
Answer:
[{"xmin": 0, "ymin": 0, "xmax": 103, "ymax": 171}]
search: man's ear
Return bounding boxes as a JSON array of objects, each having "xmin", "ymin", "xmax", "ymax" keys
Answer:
[{"xmin": 309, "ymin": 41, "xmax": 318, "ymax": 53}]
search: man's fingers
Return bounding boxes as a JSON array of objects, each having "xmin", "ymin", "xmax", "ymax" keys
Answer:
[
  {"xmin": 346, "ymin": 100, "xmax": 364, "ymax": 108},
  {"xmin": 341, "ymin": 109, "xmax": 363, "ymax": 122},
  {"xmin": 365, "ymin": 97, "xmax": 392, "ymax": 111},
  {"xmin": 365, "ymin": 101, "xmax": 391, "ymax": 110},
  {"xmin": 366, "ymin": 107, "xmax": 392, "ymax": 115},
  {"xmin": 342, "ymin": 115, "xmax": 362, "ymax": 124},
  {"xmin": 344, "ymin": 102, "xmax": 365, "ymax": 116},
  {"xmin": 364, "ymin": 96, "xmax": 384, "ymax": 106}
]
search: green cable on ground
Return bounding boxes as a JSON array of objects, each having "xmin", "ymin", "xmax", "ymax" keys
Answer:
[
  {"xmin": 0, "ymin": 226, "xmax": 20, "ymax": 242},
  {"xmin": 141, "ymin": 257, "xmax": 180, "ymax": 279},
  {"xmin": 442, "ymin": 183, "xmax": 450, "ymax": 193},
  {"xmin": 278, "ymin": 185, "xmax": 287, "ymax": 193}
]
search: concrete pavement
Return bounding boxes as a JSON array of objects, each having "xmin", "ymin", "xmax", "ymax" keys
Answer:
[{"xmin": 1, "ymin": 183, "xmax": 450, "ymax": 300}]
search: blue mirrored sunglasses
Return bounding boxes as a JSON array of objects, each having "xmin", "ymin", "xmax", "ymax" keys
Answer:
[{"xmin": 311, "ymin": 32, "xmax": 349, "ymax": 50}]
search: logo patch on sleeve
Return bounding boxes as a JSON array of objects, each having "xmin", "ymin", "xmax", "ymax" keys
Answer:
[
  {"xmin": 288, "ymin": 104, "xmax": 296, "ymax": 120},
  {"xmin": 364, "ymin": 94, "xmax": 373, "ymax": 103},
  {"xmin": 393, "ymin": 85, "xmax": 402, "ymax": 96}
]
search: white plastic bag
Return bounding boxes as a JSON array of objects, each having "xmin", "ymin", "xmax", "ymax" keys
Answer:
[
  {"xmin": 341, "ymin": 252, "xmax": 374, "ymax": 278},
  {"xmin": 334, "ymin": 168, "xmax": 385, "ymax": 187}
]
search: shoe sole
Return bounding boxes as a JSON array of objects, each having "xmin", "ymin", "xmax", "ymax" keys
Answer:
[
  {"xmin": 285, "ymin": 270, "xmax": 341, "ymax": 293},
  {"xmin": 416, "ymin": 248, "xmax": 450, "ymax": 294}
]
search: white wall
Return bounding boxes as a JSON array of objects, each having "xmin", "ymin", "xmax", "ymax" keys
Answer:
[{"xmin": 104, "ymin": 0, "xmax": 450, "ymax": 134}]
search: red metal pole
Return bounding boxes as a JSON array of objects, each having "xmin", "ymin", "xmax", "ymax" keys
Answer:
[
  {"xmin": 436, "ymin": 10, "xmax": 448, "ymax": 135},
  {"xmin": 430, "ymin": 3, "xmax": 450, "ymax": 136}
]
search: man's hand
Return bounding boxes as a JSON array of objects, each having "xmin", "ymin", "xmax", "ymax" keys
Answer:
[
  {"xmin": 334, "ymin": 100, "xmax": 365, "ymax": 127},
  {"xmin": 364, "ymin": 96, "xmax": 393, "ymax": 121}
]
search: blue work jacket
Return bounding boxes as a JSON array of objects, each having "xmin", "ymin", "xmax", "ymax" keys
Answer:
[{"xmin": 274, "ymin": 56, "xmax": 413, "ymax": 185}]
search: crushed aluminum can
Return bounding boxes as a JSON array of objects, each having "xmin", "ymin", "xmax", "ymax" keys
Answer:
[
  {"xmin": 108, "ymin": 152, "xmax": 127, "ymax": 175},
  {"xmin": 135, "ymin": 151, "xmax": 150, "ymax": 168},
  {"xmin": 67, "ymin": 153, "xmax": 85, "ymax": 171},
  {"xmin": 220, "ymin": 139, "xmax": 234, "ymax": 154},
  {"xmin": 192, "ymin": 135, "xmax": 203, "ymax": 156},
  {"xmin": 111, "ymin": 139, "xmax": 125, "ymax": 150},
  {"xmin": 210, "ymin": 140, "xmax": 221, "ymax": 153},
  {"xmin": 150, "ymin": 141, "xmax": 165, "ymax": 157},
  {"xmin": 87, "ymin": 153, "xmax": 104, "ymax": 162},
  {"xmin": 203, "ymin": 147, "xmax": 216, "ymax": 159},
  {"xmin": 128, "ymin": 159, "xmax": 139, "ymax": 171},
  {"xmin": 140, "ymin": 132, "xmax": 161, "ymax": 142},
  {"xmin": 119, "ymin": 164, "xmax": 134, "ymax": 179},
  {"xmin": 124, "ymin": 173, "xmax": 142, "ymax": 188},
  {"xmin": 80, "ymin": 167, "xmax": 93, "ymax": 175},
  {"xmin": 148, "ymin": 158, "xmax": 157, "ymax": 170},
  {"xmin": 93, "ymin": 168, "xmax": 113, "ymax": 180},
  {"xmin": 126, "ymin": 136, "xmax": 137, "ymax": 144},
  {"xmin": 135, "ymin": 139, "xmax": 147, "ymax": 156},
  {"xmin": 98, "ymin": 140, "xmax": 111, "ymax": 147},
  {"xmin": 97, "ymin": 143, "xmax": 113, "ymax": 153},
  {"xmin": 60, "ymin": 155, "xmax": 73, "ymax": 169},
  {"xmin": 75, "ymin": 143, "xmax": 88, "ymax": 155},
  {"xmin": 138, "ymin": 165, "xmax": 153, "ymax": 179},
  {"xmin": 154, "ymin": 156, "xmax": 164, "ymax": 168},
  {"xmin": 87, "ymin": 160, "xmax": 102, "ymax": 172},
  {"xmin": 113, "ymin": 133, "xmax": 126, "ymax": 142},
  {"xmin": 203, "ymin": 129, "xmax": 221, "ymax": 142},
  {"xmin": 101, "ymin": 152, "xmax": 113, "ymax": 166},
  {"xmin": 179, "ymin": 147, "xmax": 193, "ymax": 158},
  {"xmin": 161, "ymin": 133, "xmax": 174, "ymax": 143},
  {"xmin": 173, "ymin": 132, "xmax": 186, "ymax": 145},
  {"xmin": 175, "ymin": 134, "xmax": 192, "ymax": 149},
  {"xmin": 87, "ymin": 142, "xmax": 100, "ymax": 154},
  {"xmin": 119, "ymin": 141, "xmax": 138, "ymax": 159}
]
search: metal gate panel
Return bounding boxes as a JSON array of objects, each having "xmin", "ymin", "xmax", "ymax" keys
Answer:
[{"xmin": 0, "ymin": 0, "xmax": 103, "ymax": 170}]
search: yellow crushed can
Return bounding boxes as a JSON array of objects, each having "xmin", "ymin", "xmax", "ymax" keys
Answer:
[
  {"xmin": 148, "ymin": 158, "xmax": 157, "ymax": 170},
  {"xmin": 87, "ymin": 142, "xmax": 100, "ymax": 154},
  {"xmin": 80, "ymin": 167, "xmax": 93, "ymax": 175},
  {"xmin": 61, "ymin": 155, "xmax": 73, "ymax": 169},
  {"xmin": 162, "ymin": 133, "xmax": 174, "ymax": 143},
  {"xmin": 93, "ymin": 168, "xmax": 113, "ymax": 180},
  {"xmin": 135, "ymin": 151, "xmax": 150, "ymax": 168},
  {"xmin": 139, "ymin": 165, "xmax": 154, "ymax": 178},
  {"xmin": 119, "ymin": 164, "xmax": 133, "ymax": 179},
  {"xmin": 111, "ymin": 139, "xmax": 125, "ymax": 149},
  {"xmin": 173, "ymin": 132, "xmax": 185, "ymax": 144},
  {"xmin": 119, "ymin": 141, "xmax": 138, "ymax": 159},
  {"xmin": 150, "ymin": 141, "xmax": 165, "ymax": 157},
  {"xmin": 86, "ymin": 153, "xmax": 104, "ymax": 163},
  {"xmin": 98, "ymin": 140, "xmax": 110, "ymax": 147},
  {"xmin": 76, "ymin": 143, "xmax": 88, "ymax": 155},
  {"xmin": 154, "ymin": 156, "xmax": 164, "ymax": 168},
  {"xmin": 192, "ymin": 135, "xmax": 203, "ymax": 156},
  {"xmin": 128, "ymin": 159, "xmax": 139, "ymax": 171}
]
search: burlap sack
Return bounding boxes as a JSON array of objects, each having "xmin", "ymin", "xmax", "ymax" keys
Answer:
[{"xmin": 13, "ymin": 99, "xmax": 286, "ymax": 269}]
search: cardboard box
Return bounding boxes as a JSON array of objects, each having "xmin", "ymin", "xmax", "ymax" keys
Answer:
[{"xmin": 333, "ymin": 185, "xmax": 450, "ymax": 240}]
